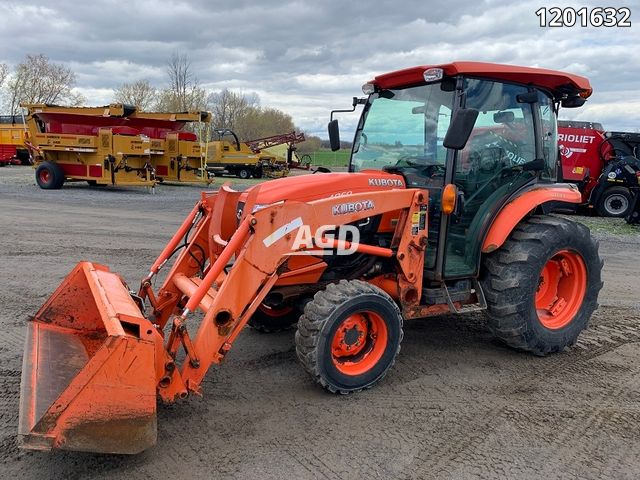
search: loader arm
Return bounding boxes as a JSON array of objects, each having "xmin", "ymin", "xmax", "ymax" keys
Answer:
[{"xmin": 146, "ymin": 186, "xmax": 428, "ymax": 398}]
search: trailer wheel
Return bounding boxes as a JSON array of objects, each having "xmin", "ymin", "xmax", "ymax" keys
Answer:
[
  {"xmin": 295, "ymin": 280, "xmax": 403, "ymax": 393},
  {"xmin": 16, "ymin": 149, "xmax": 32, "ymax": 165},
  {"xmin": 597, "ymin": 186, "xmax": 632, "ymax": 217},
  {"xmin": 248, "ymin": 304, "xmax": 301, "ymax": 333},
  {"xmin": 35, "ymin": 162, "xmax": 65, "ymax": 189},
  {"xmin": 237, "ymin": 168, "xmax": 251, "ymax": 179},
  {"xmin": 481, "ymin": 216, "xmax": 603, "ymax": 356}
]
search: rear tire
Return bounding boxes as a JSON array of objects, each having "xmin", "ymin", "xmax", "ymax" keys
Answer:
[
  {"xmin": 481, "ymin": 216, "xmax": 603, "ymax": 356},
  {"xmin": 35, "ymin": 162, "xmax": 65, "ymax": 189},
  {"xmin": 295, "ymin": 280, "xmax": 403, "ymax": 393},
  {"xmin": 237, "ymin": 168, "xmax": 250, "ymax": 179},
  {"xmin": 597, "ymin": 186, "xmax": 632, "ymax": 217}
]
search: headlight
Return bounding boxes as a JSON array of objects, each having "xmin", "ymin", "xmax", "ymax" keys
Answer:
[{"xmin": 362, "ymin": 83, "xmax": 376, "ymax": 95}]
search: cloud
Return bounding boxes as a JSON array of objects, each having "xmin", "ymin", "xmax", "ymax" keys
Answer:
[{"xmin": 0, "ymin": 0, "xmax": 638, "ymax": 137}]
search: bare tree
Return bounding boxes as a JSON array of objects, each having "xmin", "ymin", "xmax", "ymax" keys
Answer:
[
  {"xmin": 113, "ymin": 79, "xmax": 157, "ymax": 110},
  {"xmin": 7, "ymin": 54, "xmax": 85, "ymax": 114},
  {"xmin": 207, "ymin": 89, "xmax": 259, "ymax": 134},
  {"xmin": 167, "ymin": 52, "xmax": 191, "ymax": 109},
  {"xmin": 0, "ymin": 63, "xmax": 7, "ymax": 88},
  {"xmin": 155, "ymin": 52, "xmax": 207, "ymax": 112},
  {"xmin": 207, "ymin": 89, "xmax": 299, "ymax": 140},
  {"xmin": 234, "ymin": 106, "xmax": 295, "ymax": 141}
]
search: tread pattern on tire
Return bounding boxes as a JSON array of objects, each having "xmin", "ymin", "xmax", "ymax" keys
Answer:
[
  {"xmin": 295, "ymin": 279, "xmax": 403, "ymax": 394},
  {"xmin": 481, "ymin": 215, "xmax": 604, "ymax": 355}
]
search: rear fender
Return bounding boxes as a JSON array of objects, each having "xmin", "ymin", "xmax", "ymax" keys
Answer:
[{"xmin": 481, "ymin": 184, "xmax": 581, "ymax": 253}]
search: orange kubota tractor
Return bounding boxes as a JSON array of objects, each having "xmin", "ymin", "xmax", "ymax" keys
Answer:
[{"xmin": 18, "ymin": 62, "xmax": 603, "ymax": 454}]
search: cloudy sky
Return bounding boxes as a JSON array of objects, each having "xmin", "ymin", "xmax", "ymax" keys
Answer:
[{"xmin": 0, "ymin": 0, "xmax": 638, "ymax": 137}]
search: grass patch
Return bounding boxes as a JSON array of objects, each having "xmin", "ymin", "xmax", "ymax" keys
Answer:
[
  {"xmin": 559, "ymin": 214, "xmax": 639, "ymax": 236},
  {"xmin": 307, "ymin": 150, "xmax": 351, "ymax": 167}
]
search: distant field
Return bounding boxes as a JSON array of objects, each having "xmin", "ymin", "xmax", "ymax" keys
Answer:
[{"xmin": 305, "ymin": 149, "xmax": 350, "ymax": 167}]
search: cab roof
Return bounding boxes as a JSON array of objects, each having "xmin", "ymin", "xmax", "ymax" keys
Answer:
[{"xmin": 371, "ymin": 61, "xmax": 592, "ymax": 99}]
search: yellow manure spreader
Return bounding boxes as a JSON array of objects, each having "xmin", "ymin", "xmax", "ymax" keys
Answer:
[{"xmin": 23, "ymin": 103, "xmax": 211, "ymax": 188}]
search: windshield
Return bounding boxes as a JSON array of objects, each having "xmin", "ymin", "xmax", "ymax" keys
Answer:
[{"xmin": 351, "ymin": 83, "xmax": 455, "ymax": 173}]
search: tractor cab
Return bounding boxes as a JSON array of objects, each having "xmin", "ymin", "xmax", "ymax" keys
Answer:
[{"xmin": 331, "ymin": 62, "xmax": 591, "ymax": 280}]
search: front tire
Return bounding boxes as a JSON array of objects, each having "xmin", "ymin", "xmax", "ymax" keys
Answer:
[
  {"xmin": 295, "ymin": 280, "xmax": 403, "ymax": 393},
  {"xmin": 481, "ymin": 216, "xmax": 603, "ymax": 356},
  {"xmin": 35, "ymin": 162, "xmax": 65, "ymax": 189}
]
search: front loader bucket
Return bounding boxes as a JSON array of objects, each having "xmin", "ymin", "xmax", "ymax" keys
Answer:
[{"xmin": 18, "ymin": 262, "xmax": 158, "ymax": 454}]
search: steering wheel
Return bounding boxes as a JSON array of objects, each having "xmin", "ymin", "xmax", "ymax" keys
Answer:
[{"xmin": 469, "ymin": 131, "xmax": 524, "ymax": 167}]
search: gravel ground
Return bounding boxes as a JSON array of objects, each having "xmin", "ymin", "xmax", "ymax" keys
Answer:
[{"xmin": 0, "ymin": 165, "xmax": 639, "ymax": 480}]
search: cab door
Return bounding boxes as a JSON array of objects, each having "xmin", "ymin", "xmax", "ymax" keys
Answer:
[{"xmin": 441, "ymin": 79, "xmax": 544, "ymax": 278}]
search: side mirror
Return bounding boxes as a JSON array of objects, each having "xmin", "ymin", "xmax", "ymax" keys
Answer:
[
  {"xmin": 328, "ymin": 119, "xmax": 340, "ymax": 151},
  {"xmin": 561, "ymin": 96, "xmax": 586, "ymax": 108},
  {"xmin": 443, "ymin": 108, "xmax": 479, "ymax": 150}
]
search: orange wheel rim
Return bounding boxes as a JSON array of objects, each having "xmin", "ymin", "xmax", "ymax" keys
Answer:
[
  {"xmin": 39, "ymin": 169, "xmax": 50, "ymax": 183},
  {"xmin": 258, "ymin": 304, "xmax": 293, "ymax": 318},
  {"xmin": 331, "ymin": 311, "xmax": 388, "ymax": 375},
  {"xmin": 535, "ymin": 250, "xmax": 587, "ymax": 330}
]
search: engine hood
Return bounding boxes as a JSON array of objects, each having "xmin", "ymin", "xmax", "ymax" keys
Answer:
[{"xmin": 242, "ymin": 171, "xmax": 406, "ymax": 205}]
